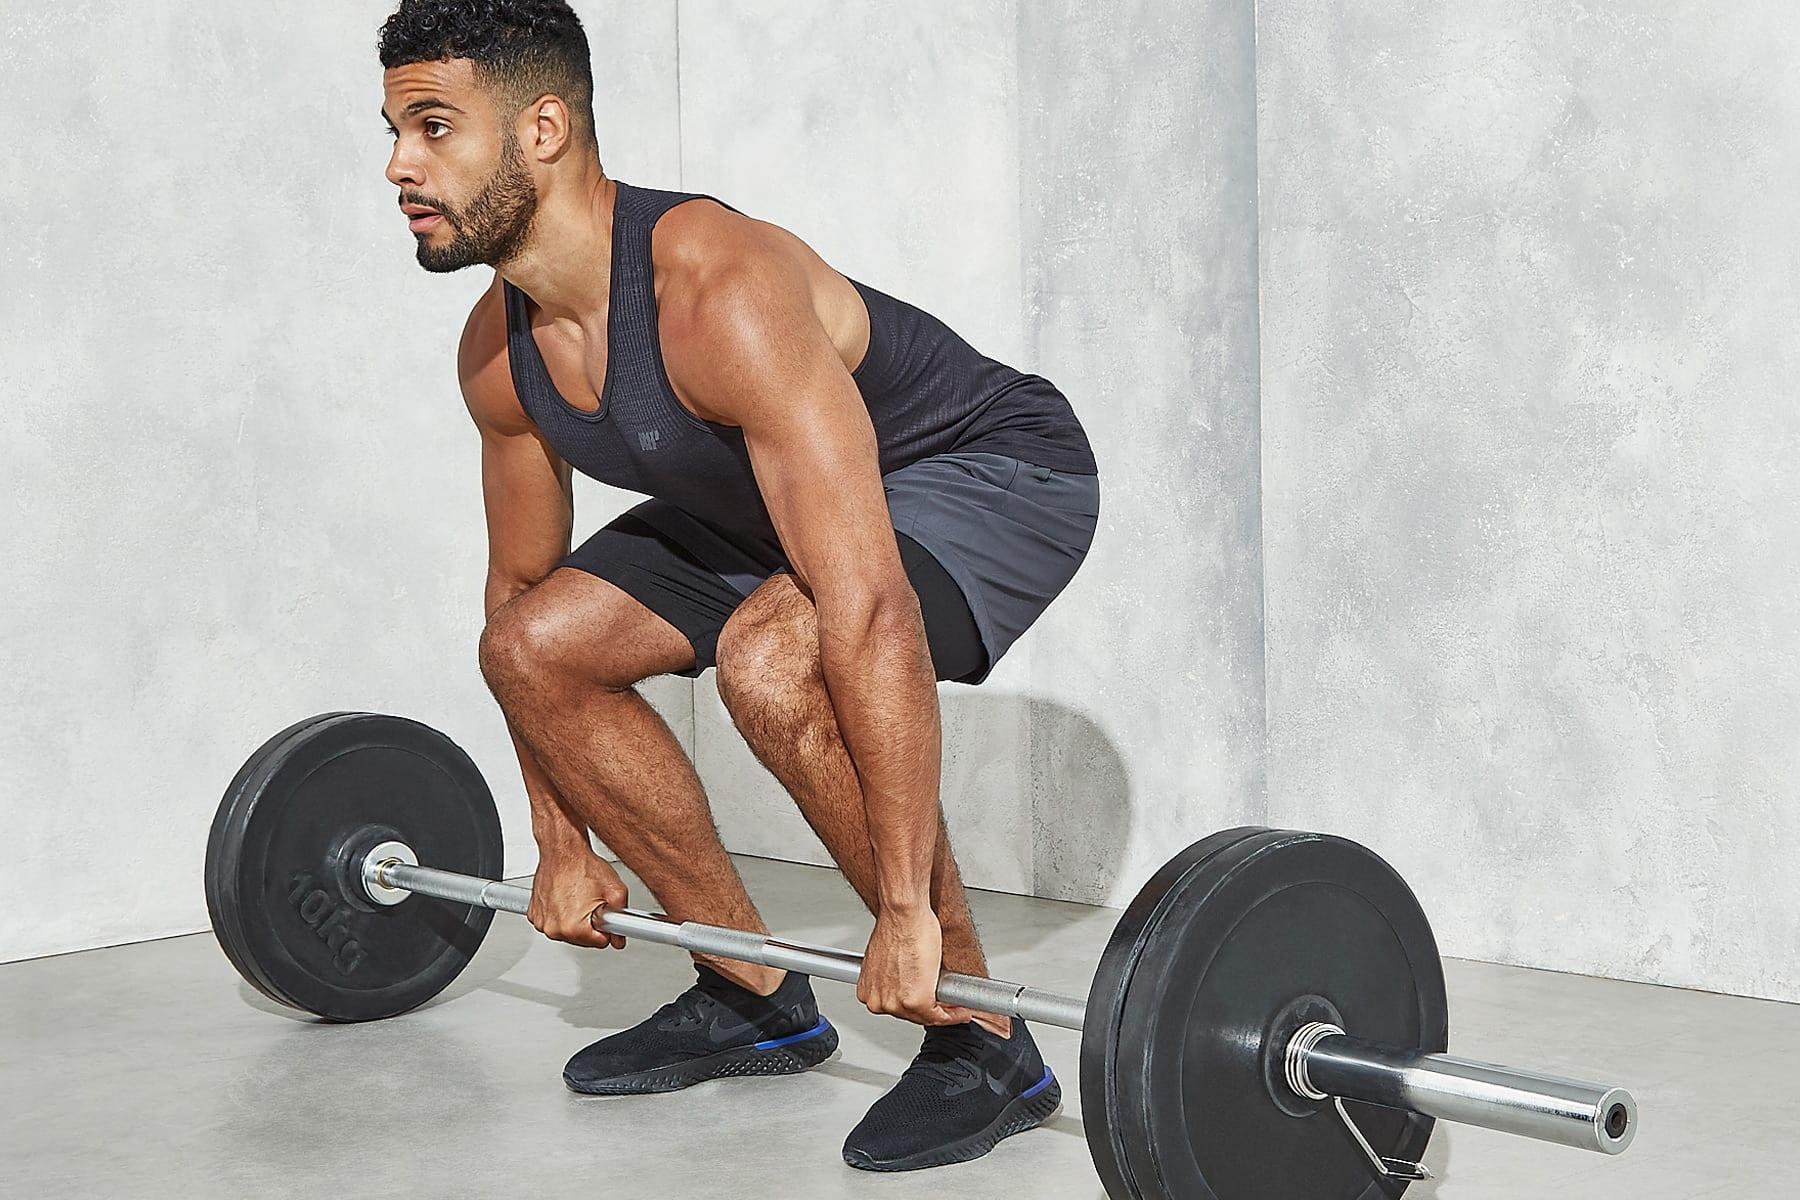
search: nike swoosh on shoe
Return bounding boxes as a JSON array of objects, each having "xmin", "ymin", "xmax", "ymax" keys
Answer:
[
  {"xmin": 939, "ymin": 1062, "xmax": 991, "ymax": 1098},
  {"xmin": 706, "ymin": 1014, "xmax": 768, "ymax": 1045}
]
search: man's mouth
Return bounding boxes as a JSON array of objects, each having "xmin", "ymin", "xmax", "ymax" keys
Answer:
[{"xmin": 402, "ymin": 204, "xmax": 444, "ymax": 232}]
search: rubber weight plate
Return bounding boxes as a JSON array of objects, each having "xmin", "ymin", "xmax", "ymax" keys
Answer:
[
  {"xmin": 1083, "ymin": 829, "xmax": 1448, "ymax": 1200},
  {"xmin": 1083, "ymin": 826, "xmax": 1275, "ymax": 1198},
  {"xmin": 205, "ymin": 712, "xmax": 354, "ymax": 1010},
  {"xmin": 205, "ymin": 712, "xmax": 503, "ymax": 1020}
]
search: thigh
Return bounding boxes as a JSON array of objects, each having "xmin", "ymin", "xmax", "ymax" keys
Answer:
[
  {"xmin": 492, "ymin": 564, "xmax": 697, "ymax": 685},
  {"xmin": 559, "ymin": 500, "xmax": 754, "ymax": 678}
]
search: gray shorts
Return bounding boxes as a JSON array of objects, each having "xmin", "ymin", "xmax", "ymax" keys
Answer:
[
  {"xmin": 566, "ymin": 451, "xmax": 1100, "ymax": 685},
  {"xmin": 879, "ymin": 451, "xmax": 1100, "ymax": 683}
]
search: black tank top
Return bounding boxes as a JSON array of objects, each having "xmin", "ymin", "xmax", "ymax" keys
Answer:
[{"xmin": 501, "ymin": 180, "xmax": 1096, "ymax": 547}]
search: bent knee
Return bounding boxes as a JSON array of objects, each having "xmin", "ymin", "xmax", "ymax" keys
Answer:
[
  {"xmin": 477, "ymin": 604, "xmax": 566, "ymax": 696},
  {"xmin": 716, "ymin": 601, "xmax": 817, "ymax": 710}
]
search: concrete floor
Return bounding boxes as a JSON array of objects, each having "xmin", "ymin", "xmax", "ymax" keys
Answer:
[{"xmin": 4, "ymin": 855, "xmax": 1792, "ymax": 1198}]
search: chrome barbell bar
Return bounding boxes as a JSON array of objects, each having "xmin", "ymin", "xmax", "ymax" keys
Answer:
[{"xmin": 365, "ymin": 849, "xmax": 1637, "ymax": 1158}]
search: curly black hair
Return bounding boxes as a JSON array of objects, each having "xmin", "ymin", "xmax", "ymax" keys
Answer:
[{"xmin": 377, "ymin": 0, "xmax": 597, "ymax": 155}]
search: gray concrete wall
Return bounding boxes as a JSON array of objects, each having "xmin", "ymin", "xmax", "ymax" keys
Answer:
[
  {"xmin": 1257, "ymin": 0, "xmax": 1800, "ymax": 1001},
  {"xmin": 677, "ymin": 0, "xmax": 1267, "ymax": 905},
  {"xmin": 0, "ymin": 1, "xmax": 685, "ymax": 961},
  {"xmin": 1013, "ymin": 0, "xmax": 1266, "ymax": 900}
]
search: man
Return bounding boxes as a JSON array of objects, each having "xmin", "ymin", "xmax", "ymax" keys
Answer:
[{"xmin": 378, "ymin": 0, "xmax": 1099, "ymax": 1172}]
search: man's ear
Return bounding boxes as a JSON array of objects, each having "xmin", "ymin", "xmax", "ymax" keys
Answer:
[{"xmin": 524, "ymin": 93, "xmax": 578, "ymax": 162}]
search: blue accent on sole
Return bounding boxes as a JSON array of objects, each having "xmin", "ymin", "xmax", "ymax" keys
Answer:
[
  {"xmin": 755, "ymin": 1016, "xmax": 833, "ymax": 1051},
  {"xmin": 1020, "ymin": 1067, "xmax": 1055, "ymax": 1100}
]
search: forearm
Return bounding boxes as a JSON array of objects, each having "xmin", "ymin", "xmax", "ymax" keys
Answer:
[
  {"xmin": 816, "ymin": 590, "xmax": 942, "ymax": 912},
  {"xmin": 484, "ymin": 573, "xmax": 591, "ymax": 860}
]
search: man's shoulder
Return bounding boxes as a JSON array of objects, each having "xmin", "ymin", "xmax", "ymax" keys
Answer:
[{"xmin": 650, "ymin": 193, "xmax": 776, "ymax": 291}]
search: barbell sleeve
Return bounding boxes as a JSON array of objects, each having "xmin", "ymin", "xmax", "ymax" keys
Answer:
[
  {"xmin": 1298, "ymin": 1031, "xmax": 1637, "ymax": 1155},
  {"xmin": 368, "ymin": 855, "xmax": 1635, "ymax": 1155}
]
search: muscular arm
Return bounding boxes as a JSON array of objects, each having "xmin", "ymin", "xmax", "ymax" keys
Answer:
[
  {"xmin": 658, "ymin": 231, "xmax": 941, "ymax": 919},
  {"xmin": 457, "ymin": 280, "xmax": 590, "ymax": 861}
]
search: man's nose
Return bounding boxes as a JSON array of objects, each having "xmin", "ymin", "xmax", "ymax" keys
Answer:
[{"xmin": 385, "ymin": 145, "xmax": 422, "ymax": 189}]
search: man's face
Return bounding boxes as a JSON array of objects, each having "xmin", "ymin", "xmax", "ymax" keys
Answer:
[{"xmin": 382, "ymin": 59, "xmax": 538, "ymax": 273}]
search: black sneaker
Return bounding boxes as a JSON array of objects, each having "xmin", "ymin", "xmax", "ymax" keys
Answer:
[
  {"xmin": 841, "ymin": 1019, "xmax": 1061, "ymax": 1171},
  {"xmin": 563, "ymin": 964, "xmax": 838, "ymax": 1095}
]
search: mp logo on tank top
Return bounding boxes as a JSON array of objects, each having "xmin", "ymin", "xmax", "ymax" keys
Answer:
[{"xmin": 638, "ymin": 430, "xmax": 661, "ymax": 452}]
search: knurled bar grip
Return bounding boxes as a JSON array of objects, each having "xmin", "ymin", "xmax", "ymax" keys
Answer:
[{"xmin": 375, "ymin": 861, "xmax": 1092, "ymax": 1029}]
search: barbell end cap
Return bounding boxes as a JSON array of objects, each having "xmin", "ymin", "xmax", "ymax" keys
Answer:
[{"xmin": 1596, "ymin": 1087, "xmax": 1639, "ymax": 1155}]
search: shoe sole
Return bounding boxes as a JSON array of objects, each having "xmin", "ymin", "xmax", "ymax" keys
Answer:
[
  {"xmin": 564, "ymin": 1017, "xmax": 839, "ymax": 1096},
  {"xmin": 842, "ymin": 1069, "xmax": 1063, "ymax": 1172}
]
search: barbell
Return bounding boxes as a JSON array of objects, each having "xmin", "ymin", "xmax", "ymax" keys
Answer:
[{"xmin": 204, "ymin": 711, "xmax": 1639, "ymax": 1199}]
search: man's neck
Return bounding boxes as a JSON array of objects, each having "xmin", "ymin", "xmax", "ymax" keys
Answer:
[{"xmin": 499, "ymin": 172, "xmax": 617, "ymax": 329}]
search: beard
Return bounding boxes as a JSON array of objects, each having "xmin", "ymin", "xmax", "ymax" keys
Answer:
[{"xmin": 414, "ymin": 130, "xmax": 539, "ymax": 273}]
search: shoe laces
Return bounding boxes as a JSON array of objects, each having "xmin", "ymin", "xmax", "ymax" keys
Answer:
[
  {"xmin": 655, "ymin": 968, "xmax": 778, "ymax": 1031},
  {"xmin": 652, "ymin": 984, "xmax": 718, "ymax": 1030},
  {"xmin": 907, "ymin": 1024, "xmax": 994, "ymax": 1089}
]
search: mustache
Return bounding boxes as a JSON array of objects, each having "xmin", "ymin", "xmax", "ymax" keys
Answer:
[{"xmin": 400, "ymin": 196, "xmax": 451, "ymax": 217}]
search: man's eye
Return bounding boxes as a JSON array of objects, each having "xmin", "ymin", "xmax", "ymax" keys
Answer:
[{"xmin": 382, "ymin": 122, "xmax": 449, "ymax": 140}]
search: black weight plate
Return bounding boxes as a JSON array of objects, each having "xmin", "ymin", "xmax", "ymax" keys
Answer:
[
  {"xmin": 205, "ymin": 711, "xmax": 354, "ymax": 1009},
  {"xmin": 1085, "ymin": 829, "xmax": 1448, "ymax": 1200},
  {"xmin": 1084, "ymin": 826, "xmax": 1275, "ymax": 1198},
  {"xmin": 205, "ymin": 712, "xmax": 502, "ymax": 1020}
]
